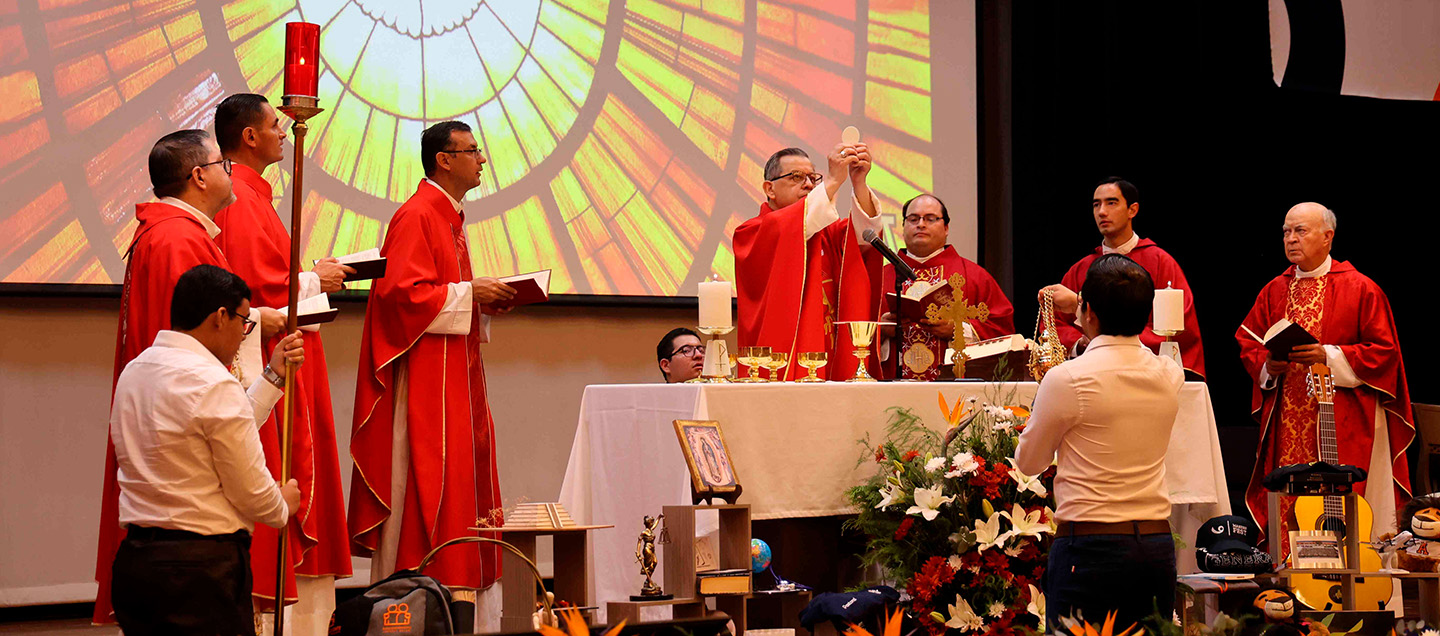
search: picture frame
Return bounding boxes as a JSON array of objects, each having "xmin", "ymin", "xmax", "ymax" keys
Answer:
[
  {"xmin": 673, "ymin": 420, "xmax": 742, "ymax": 505},
  {"xmin": 1288, "ymin": 530, "xmax": 1344, "ymax": 569}
]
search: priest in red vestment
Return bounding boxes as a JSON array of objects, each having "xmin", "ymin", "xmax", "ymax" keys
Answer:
[
  {"xmin": 93, "ymin": 130, "xmax": 285, "ymax": 624},
  {"xmin": 877, "ymin": 194, "xmax": 1014, "ymax": 380},
  {"xmin": 349, "ymin": 121, "xmax": 515, "ymax": 631},
  {"xmin": 1039, "ymin": 177, "xmax": 1205, "ymax": 377},
  {"xmin": 213, "ymin": 94, "xmax": 355, "ymax": 631},
  {"xmin": 733, "ymin": 144, "xmax": 884, "ymax": 381},
  {"xmin": 1237, "ymin": 202, "xmax": 1414, "ymax": 550}
]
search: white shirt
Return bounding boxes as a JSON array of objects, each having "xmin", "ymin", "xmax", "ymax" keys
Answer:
[
  {"xmin": 1015, "ymin": 334, "xmax": 1183, "ymax": 522},
  {"xmin": 111, "ymin": 331, "xmax": 289, "ymax": 534},
  {"xmin": 420, "ymin": 179, "xmax": 491, "ymax": 340},
  {"xmin": 1100, "ymin": 232, "xmax": 1140, "ymax": 255}
]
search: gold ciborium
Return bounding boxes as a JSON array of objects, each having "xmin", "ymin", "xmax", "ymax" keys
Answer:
[
  {"xmin": 795, "ymin": 352, "xmax": 828, "ymax": 382},
  {"xmin": 736, "ymin": 346, "xmax": 772, "ymax": 382},
  {"xmin": 765, "ymin": 351, "xmax": 790, "ymax": 382},
  {"xmin": 838, "ymin": 321, "xmax": 889, "ymax": 382}
]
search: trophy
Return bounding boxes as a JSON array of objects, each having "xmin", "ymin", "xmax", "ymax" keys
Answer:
[
  {"xmin": 795, "ymin": 352, "xmax": 828, "ymax": 382},
  {"xmin": 838, "ymin": 321, "xmax": 887, "ymax": 382},
  {"xmin": 765, "ymin": 351, "xmax": 790, "ymax": 381},
  {"xmin": 631, "ymin": 514, "xmax": 671, "ymax": 600},
  {"xmin": 736, "ymin": 346, "xmax": 772, "ymax": 382}
]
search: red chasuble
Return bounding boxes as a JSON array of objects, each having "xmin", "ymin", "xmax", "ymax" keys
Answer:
[
  {"xmin": 215, "ymin": 163, "xmax": 352, "ymax": 607},
  {"xmin": 1056, "ymin": 239, "xmax": 1206, "ymax": 377},
  {"xmin": 93, "ymin": 202, "xmax": 229, "ymax": 624},
  {"xmin": 349, "ymin": 181, "xmax": 501, "ymax": 590},
  {"xmin": 878, "ymin": 246, "xmax": 1015, "ymax": 380},
  {"xmin": 734, "ymin": 198, "xmax": 881, "ymax": 381},
  {"xmin": 1236, "ymin": 260, "xmax": 1414, "ymax": 546}
]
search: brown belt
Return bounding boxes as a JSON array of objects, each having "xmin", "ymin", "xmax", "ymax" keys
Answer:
[{"xmin": 1055, "ymin": 519, "xmax": 1171, "ymax": 537}]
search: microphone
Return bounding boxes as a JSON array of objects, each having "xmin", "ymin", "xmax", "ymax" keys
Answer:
[{"xmin": 862, "ymin": 229, "xmax": 916, "ymax": 281}]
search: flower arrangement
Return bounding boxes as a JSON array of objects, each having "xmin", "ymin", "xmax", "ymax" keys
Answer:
[{"xmin": 845, "ymin": 391, "xmax": 1056, "ymax": 636}]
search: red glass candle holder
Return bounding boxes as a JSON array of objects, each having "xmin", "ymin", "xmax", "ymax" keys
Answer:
[{"xmin": 283, "ymin": 22, "xmax": 320, "ymax": 98}]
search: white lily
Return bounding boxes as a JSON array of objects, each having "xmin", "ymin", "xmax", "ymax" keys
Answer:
[
  {"xmin": 1004, "ymin": 503, "xmax": 1052, "ymax": 539},
  {"xmin": 925, "ymin": 456, "xmax": 947, "ymax": 472},
  {"xmin": 944, "ymin": 594, "xmax": 984, "ymax": 632},
  {"xmin": 1007, "ymin": 458, "xmax": 1048, "ymax": 497},
  {"xmin": 972, "ymin": 510, "xmax": 1007, "ymax": 552},
  {"xmin": 875, "ymin": 482, "xmax": 904, "ymax": 510},
  {"xmin": 1026, "ymin": 584, "xmax": 1046, "ymax": 632},
  {"xmin": 946, "ymin": 451, "xmax": 981, "ymax": 478},
  {"xmin": 906, "ymin": 486, "xmax": 955, "ymax": 521}
]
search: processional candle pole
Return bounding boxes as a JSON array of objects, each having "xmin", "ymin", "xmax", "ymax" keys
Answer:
[{"xmin": 273, "ymin": 21, "xmax": 323, "ymax": 636}]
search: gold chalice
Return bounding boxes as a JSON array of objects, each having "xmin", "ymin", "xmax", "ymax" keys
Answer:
[
  {"xmin": 765, "ymin": 351, "xmax": 790, "ymax": 382},
  {"xmin": 795, "ymin": 351, "xmax": 828, "ymax": 382},
  {"xmin": 839, "ymin": 321, "xmax": 886, "ymax": 382},
  {"xmin": 736, "ymin": 346, "xmax": 772, "ymax": 382}
]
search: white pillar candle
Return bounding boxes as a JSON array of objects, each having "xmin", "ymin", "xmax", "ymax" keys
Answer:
[
  {"xmin": 698, "ymin": 279, "xmax": 732, "ymax": 328},
  {"xmin": 1153, "ymin": 285, "xmax": 1184, "ymax": 332}
]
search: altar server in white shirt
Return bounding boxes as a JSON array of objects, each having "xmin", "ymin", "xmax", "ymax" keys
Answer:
[{"xmin": 109, "ymin": 264, "xmax": 304, "ymax": 636}]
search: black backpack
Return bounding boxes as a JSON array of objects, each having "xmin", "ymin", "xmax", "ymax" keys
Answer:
[{"xmin": 329, "ymin": 569, "xmax": 454, "ymax": 636}]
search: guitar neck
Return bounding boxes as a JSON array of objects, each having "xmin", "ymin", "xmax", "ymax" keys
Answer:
[{"xmin": 1317, "ymin": 400, "xmax": 1343, "ymax": 519}]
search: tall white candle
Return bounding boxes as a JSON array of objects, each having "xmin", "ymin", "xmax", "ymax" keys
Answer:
[
  {"xmin": 698, "ymin": 279, "xmax": 731, "ymax": 328},
  {"xmin": 1153, "ymin": 285, "xmax": 1184, "ymax": 332}
]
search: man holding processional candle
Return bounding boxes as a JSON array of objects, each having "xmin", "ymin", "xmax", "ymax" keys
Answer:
[{"xmin": 732, "ymin": 135, "xmax": 885, "ymax": 381}]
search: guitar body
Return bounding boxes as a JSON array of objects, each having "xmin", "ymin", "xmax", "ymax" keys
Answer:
[{"xmin": 1291, "ymin": 495, "xmax": 1390, "ymax": 609}]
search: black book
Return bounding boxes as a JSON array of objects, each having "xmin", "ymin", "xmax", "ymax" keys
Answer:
[
  {"xmin": 1242, "ymin": 318, "xmax": 1318, "ymax": 362},
  {"xmin": 319, "ymin": 248, "xmax": 387, "ymax": 282}
]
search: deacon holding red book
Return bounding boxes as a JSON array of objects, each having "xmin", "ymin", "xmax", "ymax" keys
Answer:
[
  {"xmin": 733, "ymin": 143, "xmax": 884, "ymax": 381},
  {"xmin": 212, "ymin": 93, "xmax": 355, "ymax": 630},
  {"xmin": 877, "ymin": 193, "xmax": 1014, "ymax": 380},
  {"xmin": 93, "ymin": 129, "xmax": 285, "ymax": 624},
  {"xmin": 1039, "ymin": 177, "xmax": 1205, "ymax": 378},
  {"xmin": 1237, "ymin": 202, "xmax": 1414, "ymax": 550},
  {"xmin": 349, "ymin": 120, "xmax": 515, "ymax": 631}
]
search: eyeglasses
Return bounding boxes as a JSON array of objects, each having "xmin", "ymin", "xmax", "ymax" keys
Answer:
[
  {"xmin": 226, "ymin": 308, "xmax": 257, "ymax": 335},
  {"xmin": 904, "ymin": 214, "xmax": 944, "ymax": 226},
  {"xmin": 439, "ymin": 148, "xmax": 484, "ymax": 159},
  {"xmin": 669, "ymin": 344, "xmax": 706, "ymax": 358},
  {"xmin": 767, "ymin": 171, "xmax": 824, "ymax": 185},
  {"xmin": 196, "ymin": 158, "xmax": 233, "ymax": 175}
]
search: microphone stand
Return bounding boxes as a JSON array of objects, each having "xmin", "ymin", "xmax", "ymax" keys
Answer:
[{"xmin": 893, "ymin": 266, "xmax": 904, "ymax": 381}]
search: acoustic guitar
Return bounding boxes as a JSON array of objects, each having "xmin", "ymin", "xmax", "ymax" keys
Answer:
[{"xmin": 1291, "ymin": 363, "xmax": 1390, "ymax": 609}]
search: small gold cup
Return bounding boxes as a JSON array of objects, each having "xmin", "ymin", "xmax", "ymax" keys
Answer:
[
  {"xmin": 795, "ymin": 351, "xmax": 828, "ymax": 382},
  {"xmin": 765, "ymin": 351, "xmax": 790, "ymax": 382},
  {"xmin": 736, "ymin": 346, "xmax": 772, "ymax": 382}
]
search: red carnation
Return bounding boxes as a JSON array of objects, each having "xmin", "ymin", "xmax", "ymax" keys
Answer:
[
  {"xmin": 894, "ymin": 517, "xmax": 915, "ymax": 541},
  {"xmin": 909, "ymin": 556, "xmax": 955, "ymax": 602}
]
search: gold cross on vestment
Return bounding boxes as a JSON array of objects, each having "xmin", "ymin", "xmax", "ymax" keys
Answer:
[{"xmin": 924, "ymin": 273, "xmax": 989, "ymax": 378}]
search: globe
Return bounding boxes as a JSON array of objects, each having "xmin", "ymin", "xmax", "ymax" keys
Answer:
[{"xmin": 750, "ymin": 538, "xmax": 772, "ymax": 573}]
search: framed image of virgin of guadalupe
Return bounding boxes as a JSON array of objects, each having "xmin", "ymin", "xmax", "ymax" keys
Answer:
[{"xmin": 673, "ymin": 420, "xmax": 742, "ymax": 505}]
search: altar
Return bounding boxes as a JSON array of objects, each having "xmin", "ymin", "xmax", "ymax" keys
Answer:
[{"xmin": 557, "ymin": 381, "xmax": 1228, "ymax": 617}]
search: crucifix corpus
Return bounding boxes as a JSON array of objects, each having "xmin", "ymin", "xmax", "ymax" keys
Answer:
[{"xmin": 925, "ymin": 273, "xmax": 989, "ymax": 378}]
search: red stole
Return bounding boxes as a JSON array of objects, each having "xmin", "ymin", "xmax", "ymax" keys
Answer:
[
  {"xmin": 349, "ymin": 181, "xmax": 501, "ymax": 589},
  {"xmin": 734, "ymin": 199, "xmax": 881, "ymax": 381},
  {"xmin": 215, "ymin": 164, "xmax": 352, "ymax": 606},
  {"xmin": 878, "ymin": 246, "xmax": 1016, "ymax": 380},
  {"xmin": 1056, "ymin": 239, "xmax": 1206, "ymax": 377},
  {"xmin": 93, "ymin": 202, "xmax": 229, "ymax": 624},
  {"xmin": 1237, "ymin": 260, "xmax": 1415, "ymax": 545}
]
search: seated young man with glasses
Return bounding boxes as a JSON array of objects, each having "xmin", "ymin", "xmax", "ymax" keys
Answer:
[
  {"xmin": 732, "ymin": 144, "xmax": 885, "ymax": 381},
  {"xmin": 657, "ymin": 327, "xmax": 705, "ymax": 383},
  {"xmin": 876, "ymin": 194, "xmax": 1014, "ymax": 380}
]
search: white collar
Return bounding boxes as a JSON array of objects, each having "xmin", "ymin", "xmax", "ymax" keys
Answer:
[
  {"xmin": 1296, "ymin": 255, "xmax": 1332, "ymax": 279},
  {"xmin": 152, "ymin": 330, "xmax": 225, "ymax": 368},
  {"xmin": 159, "ymin": 197, "xmax": 221, "ymax": 239},
  {"xmin": 906, "ymin": 246, "xmax": 947, "ymax": 264},
  {"xmin": 1101, "ymin": 232, "xmax": 1140, "ymax": 255},
  {"xmin": 423, "ymin": 178, "xmax": 464, "ymax": 213},
  {"xmin": 1086, "ymin": 334, "xmax": 1145, "ymax": 350}
]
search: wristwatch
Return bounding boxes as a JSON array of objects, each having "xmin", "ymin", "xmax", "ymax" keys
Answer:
[{"xmin": 262, "ymin": 365, "xmax": 285, "ymax": 389}]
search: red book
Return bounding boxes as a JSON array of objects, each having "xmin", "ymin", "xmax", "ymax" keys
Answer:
[
  {"xmin": 497, "ymin": 269, "xmax": 551, "ymax": 307},
  {"xmin": 884, "ymin": 278, "xmax": 950, "ymax": 321}
]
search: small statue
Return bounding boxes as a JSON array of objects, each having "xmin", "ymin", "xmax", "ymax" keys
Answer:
[{"xmin": 632, "ymin": 514, "xmax": 671, "ymax": 600}]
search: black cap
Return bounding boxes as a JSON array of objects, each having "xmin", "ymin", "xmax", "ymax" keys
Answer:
[{"xmin": 1196, "ymin": 515, "xmax": 1261, "ymax": 553}]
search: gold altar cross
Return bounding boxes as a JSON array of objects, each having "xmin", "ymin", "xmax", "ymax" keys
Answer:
[{"xmin": 924, "ymin": 273, "xmax": 989, "ymax": 378}]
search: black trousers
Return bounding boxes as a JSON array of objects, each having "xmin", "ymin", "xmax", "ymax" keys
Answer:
[
  {"xmin": 112, "ymin": 526, "xmax": 255, "ymax": 636},
  {"xmin": 1045, "ymin": 532, "xmax": 1176, "ymax": 630}
]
